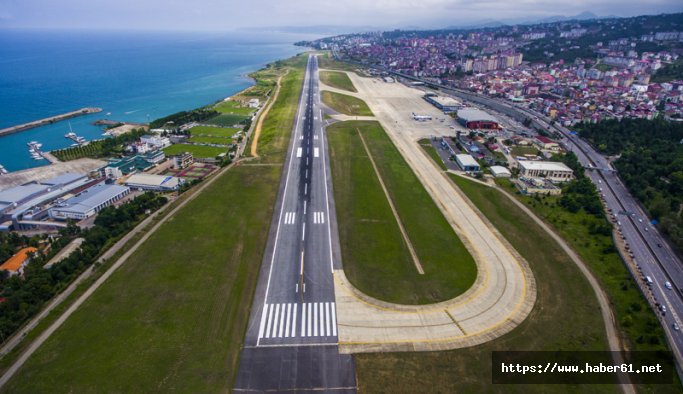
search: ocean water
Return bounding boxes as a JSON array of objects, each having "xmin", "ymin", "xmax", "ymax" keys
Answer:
[{"xmin": 0, "ymin": 29, "xmax": 308, "ymax": 172}]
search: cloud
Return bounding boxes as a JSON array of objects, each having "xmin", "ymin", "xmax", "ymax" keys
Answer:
[{"xmin": 0, "ymin": 0, "xmax": 681, "ymax": 31}]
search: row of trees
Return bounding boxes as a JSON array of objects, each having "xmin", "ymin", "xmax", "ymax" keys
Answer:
[
  {"xmin": 0, "ymin": 193, "xmax": 167, "ymax": 343},
  {"xmin": 575, "ymin": 118, "xmax": 683, "ymax": 252},
  {"xmin": 52, "ymin": 128, "xmax": 147, "ymax": 161},
  {"xmin": 149, "ymin": 108, "xmax": 219, "ymax": 130}
]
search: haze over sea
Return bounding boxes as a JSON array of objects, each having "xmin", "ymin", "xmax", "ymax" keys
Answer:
[{"xmin": 0, "ymin": 29, "xmax": 307, "ymax": 172}]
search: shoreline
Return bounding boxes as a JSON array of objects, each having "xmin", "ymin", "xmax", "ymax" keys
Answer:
[{"xmin": 0, "ymin": 51, "xmax": 307, "ymax": 182}]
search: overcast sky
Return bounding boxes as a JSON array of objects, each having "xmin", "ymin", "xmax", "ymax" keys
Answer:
[{"xmin": 0, "ymin": 0, "xmax": 681, "ymax": 32}]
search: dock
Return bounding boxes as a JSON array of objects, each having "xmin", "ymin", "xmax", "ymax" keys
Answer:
[{"xmin": 0, "ymin": 108, "xmax": 102, "ymax": 137}]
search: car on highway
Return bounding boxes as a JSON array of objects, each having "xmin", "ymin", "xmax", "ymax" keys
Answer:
[
  {"xmin": 666, "ymin": 282, "xmax": 672, "ymax": 290},
  {"xmin": 674, "ymin": 323, "xmax": 680, "ymax": 331}
]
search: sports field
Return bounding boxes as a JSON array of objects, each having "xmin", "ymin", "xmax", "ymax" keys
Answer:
[
  {"xmin": 188, "ymin": 135, "xmax": 231, "ymax": 145},
  {"xmin": 328, "ymin": 120, "xmax": 476, "ymax": 304},
  {"xmin": 189, "ymin": 125, "xmax": 240, "ymax": 138},
  {"xmin": 213, "ymin": 100, "xmax": 256, "ymax": 116},
  {"xmin": 163, "ymin": 144, "xmax": 226, "ymax": 158}
]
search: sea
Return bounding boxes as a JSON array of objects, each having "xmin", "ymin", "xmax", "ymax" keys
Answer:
[{"xmin": 0, "ymin": 29, "xmax": 310, "ymax": 172}]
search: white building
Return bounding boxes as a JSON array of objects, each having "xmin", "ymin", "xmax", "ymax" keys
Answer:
[
  {"xmin": 518, "ymin": 161, "xmax": 573, "ymax": 182},
  {"xmin": 140, "ymin": 135, "xmax": 171, "ymax": 149},
  {"xmin": 455, "ymin": 154, "xmax": 480, "ymax": 172},
  {"xmin": 49, "ymin": 184, "xmax": 130, "ymax": 220},
  {"xmin": 248, "ymin": 98, "xmax": 260, "ymax": 108},
  {"xmin": 125, "ymin": 174, "xmax": 183, "ymax": 192},
  {"xmin": 489, "ymin": 166, "xmax": 512, "ymax": 178}
]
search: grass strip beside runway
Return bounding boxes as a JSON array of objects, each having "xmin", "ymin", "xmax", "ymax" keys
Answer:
[
  {"xmin": 328, "ymin": 120, "xmax": 475, "ymax": 304},
  {"xmin": 354, "ymin": 175, "xmax": 613, "ymax": 394},
  {"xmin": 321, "ymin": 90, "xmax": 373, "ymax": 116},
  {"xmin": 2, "ymin": 55, "xmax": 307, "ymax": 393},
  {"xmin": 319, "ymin": 71, "xmax": 357, "ymax": 93}
]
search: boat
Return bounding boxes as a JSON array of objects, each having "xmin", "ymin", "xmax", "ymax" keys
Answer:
[{"xmin": 65, "ymin": 132, "xmax": 77, "ymax": 139}]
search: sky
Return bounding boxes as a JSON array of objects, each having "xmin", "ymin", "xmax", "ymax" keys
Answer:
[{"xmin": 0, "ymin": 0, "xmax": 681, "ymax": 33}]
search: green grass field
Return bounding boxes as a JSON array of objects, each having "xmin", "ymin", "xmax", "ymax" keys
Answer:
[
  {"xmin": 319, "ymin": 70, "xmax": 357, "ymax": 92},
  {"xmin": 205, "ymin": 113, "xmax": 249, "ymax": 127},
  {"xmin": 511, "ymin": 146, "xmax": 541, "ymax": 157},
  {"xmin": 188, "ymin": 136, "xmax": 231, "ymax": 145},
  {"xmin": 354, "ymin": 175, "xmax": 614, "ymax": 393},
  {"xmin": 163, "ymin": 144, "xmax": 227, "ymax": 158},
  {"xmin": 252, "ymin": 55, "xmax": 309, "ymax": 163},
  {"xmin": 189, "ymin": 125, "xmax": 240, "ymax": 138},
  {"xmin": 495, "ymin": 179, "xmax": 671, "ymax": 354},
  {"xmin": 328, "ymin": 121, "xmax": 476, "ymax": 304},
  {"xmin": 2, "ymin": 54, "xmax": 308, "ymax": 393},
  {"xmin": 321, "ymin": 90, "xmax": 373, "ymax": 116},
  {"xmin": 1, "ymin": 165, "xmax": 280, "ymax": 393},
  {"xmin": 213, "ymin": 100, "xmax": 256, "ymax": 116},
  {"xmin": 418, "ymin": 138, "xmax": 447, "ymax": 171},
  {"xmin": 317, "ymin": 52, "xmax": 358, "ymax": 72}
]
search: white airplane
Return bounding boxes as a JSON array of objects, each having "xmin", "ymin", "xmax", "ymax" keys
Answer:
[{"xmin": 412, "ymin": 112, "xmax": 432, "ymax": 121}]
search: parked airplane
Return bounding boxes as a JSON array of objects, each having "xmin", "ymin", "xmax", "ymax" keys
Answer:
[{"xmin": 412, "ymin": 112, "xmax": 432, "ymax": 121}]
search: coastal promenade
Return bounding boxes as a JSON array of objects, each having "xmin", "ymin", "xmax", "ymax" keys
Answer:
[{"xmin": 0, "ymin": 108, "xmax": 102, "ymax": 136}]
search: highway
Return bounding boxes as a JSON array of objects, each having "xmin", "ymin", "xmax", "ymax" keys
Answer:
[
  {"xmin": 234, "ymin": 55, "xmax": 356, "ymax": 392},
  {"xmin": 430, "ymin": 85, "xmax": 683, "ymax": 371}
]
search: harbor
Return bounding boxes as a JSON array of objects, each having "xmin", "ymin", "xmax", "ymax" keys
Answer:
[{"xmin": 0, "ymin": 108, "xmax": 102, "ymax": 137}]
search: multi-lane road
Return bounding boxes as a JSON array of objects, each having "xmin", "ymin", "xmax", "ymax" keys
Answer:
[
  {"xmin": 234, "ymin": 55, "xmax": 356, "ymax": 392},
  {"xmin": 430, "ymin": 85, "xmax": 683, "ymax": 369}
]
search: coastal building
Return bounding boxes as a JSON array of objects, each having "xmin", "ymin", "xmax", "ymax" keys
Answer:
[
  {"xmin": 456, "ymin": 108, "xmax": 501, "ymax": 130},
  {"xmin": 49, "ymin": 183, "xmax": 130, "ymax": 221},
  {"xmin": 248, "ymin": 98, "xmax": 260, "ymax": 108},
  {"xmin": 518, "ymin": 161, "xmax": 573, "ymax": 182},
  {"xmin": 455, "ymin": 154, "xmax": 480, "ymax": 172},
  {"xmin": 102, "ymin": 156, "xmax": 156, "ymax": 180},
  {"xmin": 140, "ymin": 135, "xmax": 171, "ymax": 149},
  {"xmin": 0, "ymin": 247, "xmax": 38, "ymax": 277},
  {"xmin": 172, "ymin": 152, "xmax": 194, "ymax": 169},
  {"xmin": 125, "ymin": 174, "xmax": 183, "ymax": 192}
]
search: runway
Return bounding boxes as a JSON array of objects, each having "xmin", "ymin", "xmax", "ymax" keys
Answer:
[{"xmin": 234, "ymin": 55, "xmax": 356, "ymax": 392}]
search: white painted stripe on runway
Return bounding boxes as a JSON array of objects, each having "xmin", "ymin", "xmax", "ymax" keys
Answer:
[
  {"xmin": 314, "ymin": 135, "xmax": 319, "ymax": 140},
  {"xmin": 302, "ymin": 223, "xmax": 306, "ymax": 241},
  {"xmin": 301, "ymin": 303, "xmax": 307, "ymax": 337},
  {"xmin": 265, "ymin": 303, "xmax": 275, "ymax": 339},
  {"xmin": 314, "ymin": 147, "xmax": 319, "ymax": 158},
  {"xmin": 303, "ymin": 200, "xmax": 307, "ymax": 214},
  {"xmin": 325, "ymin": 302, "xmax": 331, "ymax": 336},
  {"xmin": 278, "ymin": 303, "xmax": 286, "ymax": 338},
  {"xmin": 297, "ymin": 147, "xmax": 302, "ymax": 157},
  {"xmin": 257, "ymin": 304, "xmax": 269, "ymax": 340},
  {"xmin": 272, "ymin": 304, "xmax": 281, "ymax": 338},
  {"xmin": 313, "ymin": 302, "xmax": 319, "ymax": 336},
  {"xmin": 307, "ymin": 302, "xmax": 312, "ymax": 336},
  {"xmin": 300, "ymin": 135, "xmax": 303, "ymax": 140},
  {"xmin": 331, "ymin": 302, "xmax": 337, "ymax": 336},
  {"xmin": 291, "ymin": 303, "xmax": 297, "ymax": 338},
  {"xmin": 319, "ymin": 302, "xmax": 325, "ymax": 337}
]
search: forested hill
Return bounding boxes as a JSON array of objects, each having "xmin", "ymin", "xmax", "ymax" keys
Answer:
[{"xmin": 574, "ymin": 118, "xmax": 683, "ymax": 252}]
